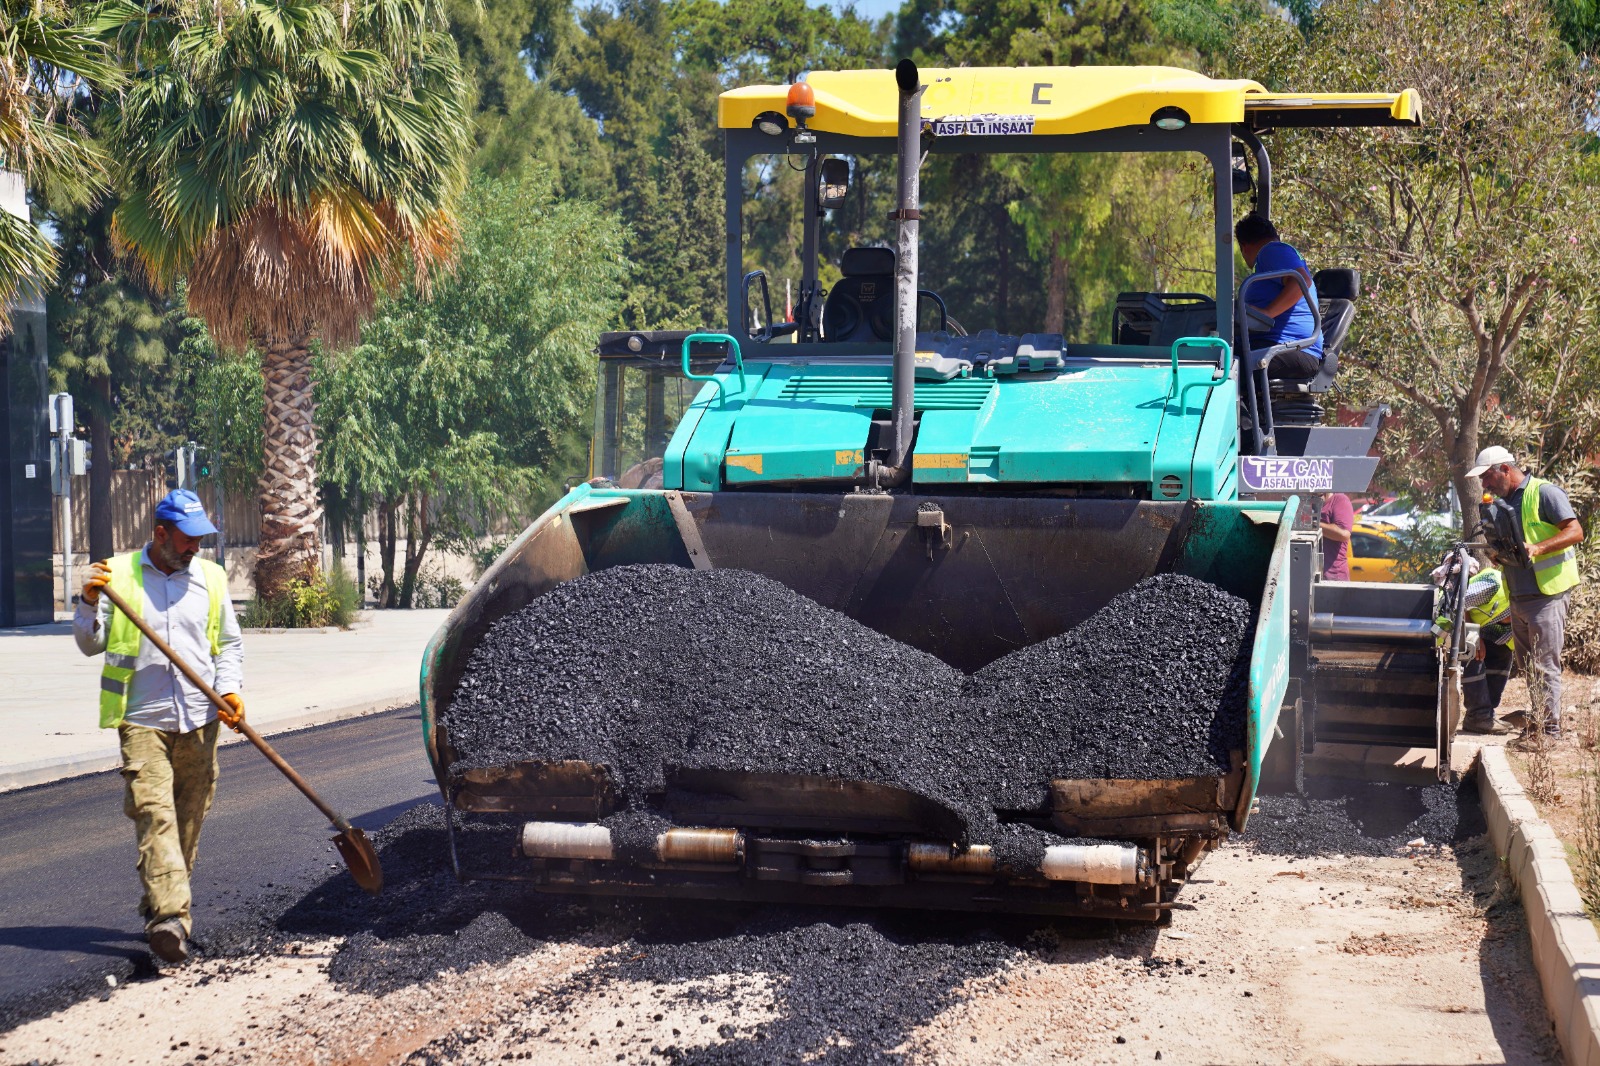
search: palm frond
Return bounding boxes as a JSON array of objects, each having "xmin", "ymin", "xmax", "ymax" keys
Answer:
[
  {"xmin": 0, "ymin": 201, "xmax": 54, "ymax": 334},
  {"xmin": 111, "ymin": 0, "xmax": 473, "ymax": 350}
]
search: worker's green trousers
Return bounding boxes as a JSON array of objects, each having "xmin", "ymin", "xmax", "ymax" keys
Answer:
[{"xmin": 118, "ymin": 722, "xmax": 220, "ymax": 936}]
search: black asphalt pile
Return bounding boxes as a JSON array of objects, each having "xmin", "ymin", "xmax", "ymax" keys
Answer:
[
  {"xmin": 444, "ymin": 565, "xmax": 963, "ymax": 795},
  {"xmin": 444, "ymin": 566, "xmax": 1253, "ymax": 847},
  {"xmin": 509, "ymin": 909, "xmax": 1030, "ymax": 1065},
  {"xmin": 961, "ymin": 573, "xmax": 1252, "ymax": 786},
  {"xmin": 172, "ymin": 801, "xmax": 1055, "ymax": 1062},
  {"xmin": 1244, "ymin": 780, "xmax": 1484, "ymax": 858},
  {"xmin": 200, "ymin": 804, "xmax": 565, "ymax": 994}
]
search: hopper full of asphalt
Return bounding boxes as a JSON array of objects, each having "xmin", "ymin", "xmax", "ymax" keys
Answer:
[{"xmin": 442, "ymin": 565, "xmax": 1254, "ymax": 846}]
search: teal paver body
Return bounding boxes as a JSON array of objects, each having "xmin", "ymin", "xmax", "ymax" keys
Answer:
[{"xmin": 665, "ymin": 339, "xmax": 1239, "ymax": 502}]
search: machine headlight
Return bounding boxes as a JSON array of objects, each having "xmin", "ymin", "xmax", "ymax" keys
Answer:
[{"xmin": 1152, "ymin": 106, "xmax": 1190, "ymax": 131}]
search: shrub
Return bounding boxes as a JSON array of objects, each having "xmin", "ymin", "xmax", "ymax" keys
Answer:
[
  {"xmin": 1568, "ymin": 545, "xmax": 1600, "ymax": 675},
  {"xmin": 410, "ymin": 564, "xmax": 466, "ymax": 609},
  {"xmin": 241, "ymin": 566, "xmax": 361, "ymax": 629}
]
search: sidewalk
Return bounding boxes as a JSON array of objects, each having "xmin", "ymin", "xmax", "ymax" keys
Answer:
[{"xmin": 0, "ymin": 609, "xmax": 452, "ymax": 792}]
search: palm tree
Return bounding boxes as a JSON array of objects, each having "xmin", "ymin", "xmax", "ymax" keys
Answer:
[
  {"xmin": 0, "ymin": 0, "xmax": 119, "ymax": 332},
  {"xmin": 110, "ymin": 0, "xmax": 472, "ymax": 602}
]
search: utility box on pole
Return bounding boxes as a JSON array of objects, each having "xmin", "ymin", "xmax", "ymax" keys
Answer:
[{"xmin": 0, "ymin": 169, "xmax": 52, "ymax": 626}]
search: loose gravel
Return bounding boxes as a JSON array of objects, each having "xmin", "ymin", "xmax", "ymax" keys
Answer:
[
  {"xmin": 400, "ymin": 909, "xmax": 1034, "ymax": 1065},
  {"xmin": 1243, "ymin": 779, "xmax": 1485, "ymax": 858},
  {"xmin": 157, "ymin": 802, "xmax": 1036, "ymax": 1061},
  {"xmin": 443, "ymin": 566, "xmax": 1253, "ymax": 849}
]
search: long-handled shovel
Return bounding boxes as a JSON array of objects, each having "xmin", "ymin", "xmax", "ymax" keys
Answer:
[{"xmin": 99, "ymin": 585, "xmax": 384, "ymax": 895}]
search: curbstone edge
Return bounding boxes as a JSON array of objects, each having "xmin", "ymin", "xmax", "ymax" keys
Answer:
[{"xmin": 1478, "ymin": 744, "xmax": 1600, "ymax": 1066}]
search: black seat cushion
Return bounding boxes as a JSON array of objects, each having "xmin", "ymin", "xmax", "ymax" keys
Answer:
[
  {"xmin": 1312, "ymin": 267, "xmax": 1360, "ymax": 302},
  {"xmin": 824, "ymin": 247, "xmax": 896, "ymax": 341}
]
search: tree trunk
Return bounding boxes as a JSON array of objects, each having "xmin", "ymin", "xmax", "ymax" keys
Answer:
[
  {"xmin": 376, "ymin": 495, "xmax": 398, "ymax": 608},
  {"xmin": 87, "ymin": 374, "xmax": 114, "ymax": 561},
  {"xmin": 1045, "ymin": 249, "xmax": 1068, "ymax": 336},
  {"xmin": 254, "ymin": 330, "xmax": 323, "ymax": 602},
  {"xmin": 354, "ymin": 488, "xmax": 368, "ymax": 608},
  {"xmin": 399, "ymin": 489, "xmax": 433, "ymax": 609},
  {"xmin": 1449, "ymin": 402, "xmax": 1483, "ymax": 536}
]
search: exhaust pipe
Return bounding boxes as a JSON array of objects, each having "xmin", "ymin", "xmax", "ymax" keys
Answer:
[{"xmin": 872, "ymin": 58, "xmax": 924, "ymax": 489}]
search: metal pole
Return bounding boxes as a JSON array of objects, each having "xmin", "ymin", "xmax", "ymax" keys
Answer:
[
  {"xmin": 880, "ymin": 59, "xmax": 924, "ymax": 486},
  {"xmin": 215, "ymin": 468, "xmax": 226, "ymax": 567},
  {"xmin": 53, "ymin": 393, "xmax": 73, "ymax": 611},
  {"xmin": 214, "ymin": 405, "xmax": 226, "ymax": 567}
]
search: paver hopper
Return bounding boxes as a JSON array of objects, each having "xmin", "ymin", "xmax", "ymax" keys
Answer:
[{"xmin": 422, "ymin": 487, "xmax": 1295, "ymax": 918}]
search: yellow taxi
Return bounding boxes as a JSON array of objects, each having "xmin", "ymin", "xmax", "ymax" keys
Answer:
[{"xmin": 1348, "ymin": 522, "xmax": 1401, "ymax": 582}]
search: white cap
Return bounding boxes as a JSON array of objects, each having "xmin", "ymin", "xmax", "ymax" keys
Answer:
[{"xmin": 1466, "ymin": 445, "xmax": 1516, "ymax": 477}]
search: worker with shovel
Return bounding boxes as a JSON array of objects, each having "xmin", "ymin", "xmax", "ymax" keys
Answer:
[{"xmin": 73, "ymin": 489, "xmax": 244, "ymax": 965}]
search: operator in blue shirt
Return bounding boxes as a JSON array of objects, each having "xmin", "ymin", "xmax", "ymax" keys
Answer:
[{"xmin": 1235, "ymin": 213, "xmax": 1322, "ymax": 377}]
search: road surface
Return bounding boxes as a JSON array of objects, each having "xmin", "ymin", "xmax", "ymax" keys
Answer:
[{"xmin": 0, "ymin": 706, "xmax": 434, "ymax": 1024}]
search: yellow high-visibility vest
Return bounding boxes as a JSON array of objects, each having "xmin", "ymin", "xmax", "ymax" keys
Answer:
[
  {"xmin": 1521, "ymin": 477, "xmax": 1579, "ymax": 596},
  {"xmin": 98, "ymin": 551, "xmax": 225, "ymax": 728}
]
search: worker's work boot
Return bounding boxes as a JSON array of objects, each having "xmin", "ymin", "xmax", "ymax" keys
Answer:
[
  {"xmin": 1460, "ymin": 717, "xmax": 1507, "ymax": 736},
  {"xmin": 147, "ymin": 918, "xmax": 189, "ymax": 964}
]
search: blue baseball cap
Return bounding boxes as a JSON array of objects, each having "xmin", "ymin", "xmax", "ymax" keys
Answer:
[{"xmin": 155, "ymin": 489, "xmax": 218, "ymax": 536}]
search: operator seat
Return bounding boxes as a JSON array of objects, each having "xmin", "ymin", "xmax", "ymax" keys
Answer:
[
  {"xmin": 823, "ymin": 247, "xmax": 896, "ymax": 342},
  {"xmin": 1269, "ymin": 268, "xmax": 1360, "ymax": 425}
]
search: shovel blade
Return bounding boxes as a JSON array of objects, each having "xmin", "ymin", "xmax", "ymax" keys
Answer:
[{"xmin": 333, "ymin": 827, "xmax": 384, "ymax": 895}]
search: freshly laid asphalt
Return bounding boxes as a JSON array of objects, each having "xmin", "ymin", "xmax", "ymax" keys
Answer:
[{"xmin": 0, "ymin": 705, "xmax": 436, "ymax": 1026}]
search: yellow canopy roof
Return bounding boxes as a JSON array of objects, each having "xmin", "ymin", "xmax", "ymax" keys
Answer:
[{"xmin": 718, "ymin": 66, "xmax": 1421, "ymax": 138}]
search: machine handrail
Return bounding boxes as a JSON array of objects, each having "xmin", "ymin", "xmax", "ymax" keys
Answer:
[
  {"xmin": 1237, "ymin": 268, "xmax": 1323, "ymax": 367},
  {"xmin": 682, "ymin": 332, "xmax": 748, "ymax": 404},
  {"xmin": 1235, "ymin": 267, "xmax": 1322, "ymax": 456},
  {"xmin": 1169, "ymin": 336, "xmax": 1232, "ymax": 410}
]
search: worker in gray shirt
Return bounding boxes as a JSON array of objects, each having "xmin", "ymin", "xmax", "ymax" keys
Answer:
[
  {"xmin": 1469, "ymin": 446, "xmax": 1584, "ymax": 741},
  {"xmin": 74, "ymin": 489, "xmax": 244, "ymax": 964}
]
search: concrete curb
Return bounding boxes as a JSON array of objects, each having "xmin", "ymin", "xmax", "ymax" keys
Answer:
[
  {"xmin": 1478, "ymin": 744, "xmax": 1600, "ymax": 1066},
  {"xmin": 0, "ymin": 692, "xmax": 416, "ymax": 793}
]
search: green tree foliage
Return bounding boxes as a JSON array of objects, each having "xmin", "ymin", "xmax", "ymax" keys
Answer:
[
  {"xmin": 618, "ymin": 106, "xmax": 725, "ymax": 329},
  {"xmin": 318, "ymin": 172, "xmax": 625, "ymax": 607},
  {"xmin": 1234, "ymin": 0, "xmax": 1599, "ymax": 512},
  {"xmin": 1552, "ymin": 0, "xmax": 1600, "ymax": 55},
  {"xmin": 48, "ymin": 196, "xmax": 175, "ymax": 558},
  {"xmin": 171, "ymin": 301, "xmax": 264, "ymax": 499},
  {"xmin": 0, "ymin": 0, "xmax": 119, "ymax": 332},
  {"xmin": 447, "ymin": 0, "xmax": 613, "ymax": 198},
  {"xmin": 559, "ymin": 0, "xmax": 889, "ymax": 330},
  {"xmin": 669, "ymin": 0, "xmax": 884, "ymax": 85}
]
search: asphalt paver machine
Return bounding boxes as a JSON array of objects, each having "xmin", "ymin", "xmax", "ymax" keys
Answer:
[{"xmin": 422, "ymin": 63, "xmax": 1450, "ymax": 918}]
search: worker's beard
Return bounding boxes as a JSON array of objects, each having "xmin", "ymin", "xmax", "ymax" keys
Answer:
[{"xmin": 152, "ymin": 537, "xmax": 194, "ymax": 573}]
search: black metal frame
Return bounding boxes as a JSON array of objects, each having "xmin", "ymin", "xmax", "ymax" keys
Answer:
[{"xmin": 722, "ymin": 124, "xmax": 1238, "ymax": 362}]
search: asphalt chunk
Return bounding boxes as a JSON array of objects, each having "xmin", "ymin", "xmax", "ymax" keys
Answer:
[{"xmin": 443, "ymin": 566, "xmax": 1254, "ymax": 849}]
